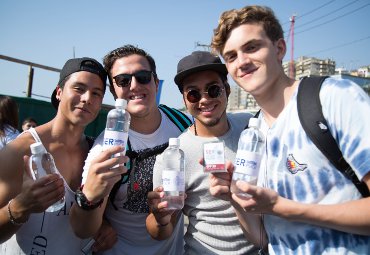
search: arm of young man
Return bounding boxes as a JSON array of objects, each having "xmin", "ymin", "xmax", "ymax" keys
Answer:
[
  {"xmin": 233, "ymin": 172, "xmax": 370, "ymax": 236},
  {"xmin": 69, "ymin": 145, "xmax": 127, "ymax": 238},
  {"xmin": 0, "ymin": 136, "xmax": 64, "ymax": 242},
  {"xmin": 209, "ymin": 160, "xmax": 268, "ymax": 249},
  {"xmin": 146, "ymin": 186, "xmax": 179, "ymax": 240}
]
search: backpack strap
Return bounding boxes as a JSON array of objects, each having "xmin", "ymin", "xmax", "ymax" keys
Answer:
[
  {"xmin": 297, "ymin": 76, "xmax": 369, "ymax": 197},
  {"xmin": 158, "ymin": 104, "xmax": 192, "ymax": 132},
  {"xmin": 109, "ymin": 105, "xmax": 192, "ymax": 209}
]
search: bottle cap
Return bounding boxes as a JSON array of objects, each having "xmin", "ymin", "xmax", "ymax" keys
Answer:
[
  {"xmin": 115, "ymin": 99, "xmax": 127, "ymax": 108},
  {"xmin": 30, "ymin": 142, "xmax": 46, "ymax": 155},
  {"xmin": 249, "ymin": 117, "xmax": 260, "ymax": 128},
  {"xmin": 169, "ymin": 138, "xmax": 179, "ymax": 146}
]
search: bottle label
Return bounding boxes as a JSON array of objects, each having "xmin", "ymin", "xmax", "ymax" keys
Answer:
[
  {"xmin": 162, "ymin": 170, "xmax": 185, "ymax": 192},
  {"xmin": 234, "ymin": 150, "xmax": 262, "ymax": 176},
  {"xmin": 203, "ymin": 142, "xmax": 226, "ymax": 172},
  {"xmin": 103, "ymin": 130, "xmax": 128, "ymax": 153}
]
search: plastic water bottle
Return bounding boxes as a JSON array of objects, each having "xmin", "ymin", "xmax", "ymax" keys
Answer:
[
  {"xmin": 103, "ymin": 99, "xmax": 131, "ymax": 155},
  {"xmin": 161, "ymin": 138, "xmax": 185, "ymax": 210},
  {"xmin": 231, "ymin": 117, "xmax": 265, "ymax": 197},
  {"xmin": 29, "ymin": 142, "xmax": 65, "ymax": 212}
]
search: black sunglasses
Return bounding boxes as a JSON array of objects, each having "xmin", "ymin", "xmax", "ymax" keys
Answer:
[
  {"xmin": 185, "ymin": 84, "xmax": 225, "ymax": 103},
  {"xmin": 113, "ymin": 70, "xmax": 154, "ymax": 87}
]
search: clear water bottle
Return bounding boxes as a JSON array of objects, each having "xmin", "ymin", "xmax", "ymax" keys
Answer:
[
  {"xmin": 103, "ymin": 99, "xmax": 131, "ymax": 156},
  {"xmin": 231, "ymin": 117, "xmax": 265, "ymax": 197},
  {"xmin": 29, "ymin": 142, "xmax": 65, "ymax": 212},
  {"xmin": 161, "ymin": 138, "xmax": 185, "ymax": 210}
]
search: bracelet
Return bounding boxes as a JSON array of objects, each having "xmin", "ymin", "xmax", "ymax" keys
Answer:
[{"xmin": 7, "ymin": 199, "xmax": 28, "ymax": 226}]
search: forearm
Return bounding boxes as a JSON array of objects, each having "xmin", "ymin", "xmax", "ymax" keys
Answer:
[
  {"xmin": 272, "ymin": 196, "xmax": 370, "ymax": 236},
  {"xmin": 69, "ymin": 199, "xmax": 106, "ymax": 239},
  {"xmin": 232, "ymin": 200, "xmax": 268, "ymax": 248},
  {"xmin": 0, "ymin": 198, "xmax": 30, "ymax": 243},
  {"xmin": 145, "ymin": 213, "xmax": 175, "ymax": 240}
]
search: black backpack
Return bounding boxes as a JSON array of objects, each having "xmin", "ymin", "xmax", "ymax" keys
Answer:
[{"xmin": 253, "ymin": 76, "xmax": 369, "ymax": 197}]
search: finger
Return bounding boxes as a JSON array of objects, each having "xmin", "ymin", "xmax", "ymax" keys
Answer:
[
  {"xmin": 153, "ymin": 186, "xmax": 164, "ymax": 192},
  {"xmin": 93, "ymin": 146, "xmax": 125, "ymax": 163},
  {"xmin": 147, "ymin": 190, "xmax": 162, "ymax": 200},
  {"xmin": 198, "ymin": 157, "xmax": 204, "ymax": 166},
  {"xmin": 225, "ymin": 160, "xmax": 235, "ymax": 174},
  {"xmin": 23, "ymin": 155, "xmax": 34, "ymax": 180},
  {"xmin": 236, "ymin": 180, "xmax": 258, "ymax": 196}
]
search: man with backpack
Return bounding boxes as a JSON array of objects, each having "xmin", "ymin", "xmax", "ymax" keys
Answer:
[
  {"xmin": 70, "ymin": 45, "xmax": 191, "ymax": 254},
  {"xmin": 209, "ymin": 5, "xmax": 370, "ymax": 255}
]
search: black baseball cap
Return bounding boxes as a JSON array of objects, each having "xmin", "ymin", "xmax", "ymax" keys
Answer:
[
  {"xmin": 174, "ymin": 51, "xmax": 228, "ymax": 91},
  {"xmin": 51, "ymin": 57, "xmax": 107, "ymax": 109}
]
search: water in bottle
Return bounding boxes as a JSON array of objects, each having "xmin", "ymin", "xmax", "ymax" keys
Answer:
[
  {"xmin": 29, "ymin": 142, "xmax": 65, "ymax": 212},
  {"xmin": 161, "ymin": 138, "xmax": 185, "ymax": 210},
  {"xmin": 103, "ymin": 99, "xmax": 131, "ymax": 156},
  {"xmin": 231, "ymin": 117, "xmax": 265, "ymax": 197}
]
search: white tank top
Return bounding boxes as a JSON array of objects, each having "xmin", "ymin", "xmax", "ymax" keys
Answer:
[{"xmin": 0, "ymin": 128, "xmax": 94, "ymax": 255}]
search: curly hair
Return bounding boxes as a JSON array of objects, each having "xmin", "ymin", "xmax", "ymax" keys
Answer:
[
  {"xmin": 211, "ymin": 5, "xmax": 284, "ymax": 55},
  {"xmin": 0, "ymin": 96, "xmax": 19, "ymax": 136}
]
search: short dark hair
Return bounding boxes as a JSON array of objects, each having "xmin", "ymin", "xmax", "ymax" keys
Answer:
[{"xmin": 103, "ymin": 45, "xmax": 157, "ymax": 98}]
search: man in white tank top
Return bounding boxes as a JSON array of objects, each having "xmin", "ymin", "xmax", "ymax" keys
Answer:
[{"xmin": 0, "ymin": 57, "xmax": 123, "ymax": 255}]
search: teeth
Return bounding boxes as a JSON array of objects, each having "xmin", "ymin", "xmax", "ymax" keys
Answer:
[
  {"xmin": 130, "ymin": 95, "xmax": 144, "ymax": 100},
  {"xmin": 201, "ymin": 106, "xmax": 214, "ymax": 112}
]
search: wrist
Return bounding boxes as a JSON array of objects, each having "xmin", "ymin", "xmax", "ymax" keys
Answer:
[
  {"xmin": 75, "ymin": 185, "xmax": 103, "ymax": 211},
  {"xmin": 7, "ymin": 199, "xmax": 29, "ymax": 226}
]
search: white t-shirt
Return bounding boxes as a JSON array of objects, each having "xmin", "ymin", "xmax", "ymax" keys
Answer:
[{"xmin": 83, "ymin": 107, "xmax": 190, "ymax": 255}]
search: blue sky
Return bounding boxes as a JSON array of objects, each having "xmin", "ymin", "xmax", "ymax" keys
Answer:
[{"xmin": 1, "ymin": 0, "xmax": 369, "ymax": 109}]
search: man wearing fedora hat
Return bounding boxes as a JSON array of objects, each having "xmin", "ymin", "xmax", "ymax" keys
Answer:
[
  {"xmin": 146, "ymin": 51, "xmax": 258, "ymax": 254},
  {"xmin": 0, "ymin": 57, "xmax": 124, "ymax": 254}
]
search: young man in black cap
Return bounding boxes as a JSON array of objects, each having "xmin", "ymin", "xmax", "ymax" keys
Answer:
[
  {"xmin": 0, "ymin": 57, "xmax": 124, "ymax": 254},
  {"xmin": 145, "ymin": 51, "xmax": 258, "ymax": 254}
]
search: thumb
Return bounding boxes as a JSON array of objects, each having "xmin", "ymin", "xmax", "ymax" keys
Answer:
[
  {"xmin": 225, "ymin": 160, "xmax": 235, "ymax": 175},
  {"xmin": 198, "ymin": 157, "xmax": 204, "ymax": 166},
  {"xmin": 23, "ymin": 155, "xmax": 35, "ymax": 180}
]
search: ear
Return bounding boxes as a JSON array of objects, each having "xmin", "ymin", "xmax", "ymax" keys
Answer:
[
  {"xmin": 154, "ymin": 76, "xmax": 160, "ymax": 93},
  {"xmin": 56, "ymin": 86, "xmax": 62, "ymax": 101},
  {"xmin": 275, "ymin": 38, "xmax": 287, "ymax": 62}
]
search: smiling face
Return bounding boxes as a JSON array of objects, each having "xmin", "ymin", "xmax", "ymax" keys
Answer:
[
  {"xmin": 222, "ymin": 23, "xmax": 286, "ymax": 98},
  {"xmin": 56, "ymin": 71, "xmax": 104, "ymax": 127},
  {"xmin": 110, "ymin": 54, "xmax": 158, "ymax": 119},
  {"xmin": 182, "ymin": 70, "xmax": 228, "ymax": 135}
]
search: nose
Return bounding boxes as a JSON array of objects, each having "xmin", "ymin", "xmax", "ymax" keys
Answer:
[
  {"xmin": 236, "ymin": 52, "xmax": 251, "ymax": 69},
  {"xmin": 81, "ymin": 91, "xmax": 92, "ymax": 104},
  {"xmin": 129, "ymin": 76, "xmax": 141, "ymax": 91}
]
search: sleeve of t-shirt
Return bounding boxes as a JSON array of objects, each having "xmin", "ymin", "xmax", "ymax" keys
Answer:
[
  {"xmin": 153, "ymin": 154, "xmax": 164, "ymax": 190},
  {"xmin": 320, "ymin": 77, "xmax": 370, "ymax": 181},
  {"xmin": 81, "ymin": 131, "xmax": 104, "ymax": 185}
]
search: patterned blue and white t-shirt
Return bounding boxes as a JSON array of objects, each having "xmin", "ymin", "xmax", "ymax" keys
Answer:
[{"xmin": 257, "ymin": 77, "xmax": 370, "ymax": 255}]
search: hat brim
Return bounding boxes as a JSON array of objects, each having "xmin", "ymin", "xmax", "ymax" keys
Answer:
[
  {"xmin": 51, "ymin": 88, "xmax": 59, "ymax": 109},
  {"xmin": 174, "ymin": 63, "xmax": 228, "ymax": 86}
]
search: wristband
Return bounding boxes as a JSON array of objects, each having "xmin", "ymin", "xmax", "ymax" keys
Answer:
[
  {"xmin": 7, "ymin": 199, "xmax": 28, "ymax": 226},
  {"xmin": 75, "ymin": 186, "xmax": 103, "ymax": 211}
]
